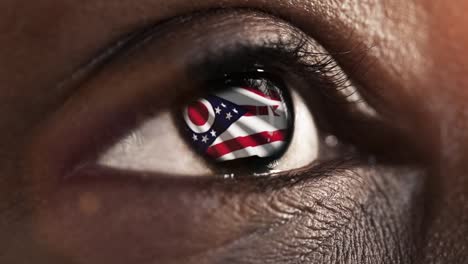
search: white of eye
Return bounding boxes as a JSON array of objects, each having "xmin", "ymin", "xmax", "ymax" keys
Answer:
[
  {"xmin": 97, "ymin": 112, "xmax": 212, "ymax": 176},
  {"xmin": 270, "ymin": 90, "xmax": 318, "ymax": 173},
  {"xmin": 97, "ymin": 90, "xmax": 318, "ymax": 177}
]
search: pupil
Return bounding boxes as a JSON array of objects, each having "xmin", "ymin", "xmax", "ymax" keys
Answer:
[{"xmin": 182, "ymin": 77, "xmax": 293, "ymax": 164}]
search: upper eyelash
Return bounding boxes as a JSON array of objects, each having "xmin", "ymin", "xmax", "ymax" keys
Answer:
[
  {"xmin": 279, "ymin": 38, "xmax": 377, "ymax": 118},
  {"xmin": 189, "ymin": 34, "xmax": 370, "ymax": 109},
  {"xmin": 274, "ymin": 37, "xmax": 369, "ymax": 103},
  {"xmin": 64, "ymin": 7, "xmax": 369, "ymax": 111}
]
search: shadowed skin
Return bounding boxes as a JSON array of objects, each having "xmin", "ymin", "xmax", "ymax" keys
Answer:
[{"xmin": 0, "ymin": 0, "xmax": 467, "ymax": 263}]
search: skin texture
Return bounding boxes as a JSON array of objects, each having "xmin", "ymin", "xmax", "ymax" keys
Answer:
[{"xmin": 0, "ymin": 0, "xmax": 467, "ymax": 263}]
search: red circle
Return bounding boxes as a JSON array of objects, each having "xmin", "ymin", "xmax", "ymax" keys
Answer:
[{"xmin": 187, "ymin": 101, "xmax": 209, "ymax": 126}]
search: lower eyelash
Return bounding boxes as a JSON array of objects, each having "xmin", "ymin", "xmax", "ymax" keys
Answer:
[{"xmin": 215, "ymin": 157, "xmax": 361, "ymax": 191}]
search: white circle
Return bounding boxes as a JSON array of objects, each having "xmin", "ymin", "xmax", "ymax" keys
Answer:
[{"xmin": 183, "ymin": 98, "xmax": 215, "ymax": 134}]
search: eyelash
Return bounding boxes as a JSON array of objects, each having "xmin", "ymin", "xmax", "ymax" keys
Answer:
[
  {"xmin": 182, "ymin": 40, "xmax": 365, "ymax": 136},
  {"xmin": 190, "ymin": 41, "xmax": 357, "ymax": 96}
]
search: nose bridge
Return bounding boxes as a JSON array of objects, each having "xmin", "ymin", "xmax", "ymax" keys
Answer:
[
  {"xmin": 420, "ymin": 65, "xmax": 468, "ymax": 264},
  {"xmin": 422, "ymin": 160, "xmax": 468, "ymax": 263},
  {"xmin": 415, "ymin": 1, "xmax": 468, "ymax": 259}
]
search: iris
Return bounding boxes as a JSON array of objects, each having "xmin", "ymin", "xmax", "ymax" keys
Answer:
[{"xmin": 182, "ymin": 77, "xmax": 293, "ymax": 163}]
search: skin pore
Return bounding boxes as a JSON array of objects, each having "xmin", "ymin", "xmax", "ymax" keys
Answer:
[{"xmin": 0, "ymin": 0, "xmax": 467, "ymax": 263}]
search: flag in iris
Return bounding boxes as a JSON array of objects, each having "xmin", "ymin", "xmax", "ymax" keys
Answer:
[{"xmin": 183, "ymin": 80, "xmax": 292, "ymax": 162}]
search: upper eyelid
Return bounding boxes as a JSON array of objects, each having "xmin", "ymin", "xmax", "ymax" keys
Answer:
[
  {"xmin": 56, "ymin": 9, "xmax": 326, "ymax": 111},
  {"xmin": 60, "ymin": 9, "xmax": 308, "ymax": 83},
  {"xmin": 55, "ymin": 8, "xmax": 359, "ymax": 109}
]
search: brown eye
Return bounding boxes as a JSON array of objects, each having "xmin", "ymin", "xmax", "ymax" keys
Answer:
[
  {"xmin": 91, "ymin": 11, "xmax": 380, "ymax": 178},
  {"xmin": 182, "ymin": 76, "xmax": 293, "ymax": 163},
  {"xmin": 97, "ymin": 71, "xmax": 319, "ymax": 177}
]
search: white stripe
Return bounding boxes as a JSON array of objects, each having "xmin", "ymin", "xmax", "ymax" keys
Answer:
[
  {"xmin": 216, "ymin": 141, "xmax": 286, "ymax": 161},
  {"xmin": 210, "ymin": 115, "xmax": 288, "ymax": 146},
  {"xmin": 216, "ymin": 87, "xmax": 281, "ymax": 106}
]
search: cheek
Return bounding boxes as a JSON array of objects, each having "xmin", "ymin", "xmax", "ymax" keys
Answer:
[
  {"xmin": 209, "ymin": 167, "xmax": 424, "ymax": 264},
  {"xmin": 31, "ymin": 165, "xmax": 423, "ymax": 264}
]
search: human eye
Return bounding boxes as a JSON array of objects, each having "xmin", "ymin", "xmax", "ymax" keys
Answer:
[
  {"xmin": 97, "ymin": 71, "xmax": 321, "ymax": 177},
  {"xmin": 32, "ymin": 10, "xmax": 402, "ymax": 181}
]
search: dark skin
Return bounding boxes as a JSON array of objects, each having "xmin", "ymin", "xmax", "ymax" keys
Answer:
[{"xmin": 1, "ymin": 0, "xmax": 467, "ymax": 263}]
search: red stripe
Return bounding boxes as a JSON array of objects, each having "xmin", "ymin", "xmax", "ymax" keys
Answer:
[
  {"xmin": 241, "ymin": 87, "xmax": 281, "ymax": 101},
  {"xmin": 241, "ymin": 105, "xmax": 280, "ymax": 116},
  {"xmin": 206, "ymin": 130, "xmax": 286, "ymax": 159},
  {"xmin": 241, "ymin": 105, "xmax": 268, "ymax": 116}
]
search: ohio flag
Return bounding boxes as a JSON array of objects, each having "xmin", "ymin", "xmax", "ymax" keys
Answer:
[{"xmin": 183, "ymin": 84, "xmax": 290, "ymax": 161}]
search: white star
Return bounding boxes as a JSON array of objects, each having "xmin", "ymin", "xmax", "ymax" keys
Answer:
[
  {"xmin": 233, "ymin": 108, "xmax": 238, "ymax": 114},
  {"xmin": 210, "ymin": 130, "xmax": 217, "ymax": 137},
  {"xmin": 201, "ymin": 135, "xmax": 209, "ymax": 143},
  {"xmin": 226, "ymin": 112, "xmax": 232, "ymax": 120},
  {"xmin": 215, "ymin": 107, "xmax": 221, "ymax": 114},
  {"xmin": 192, "ymin": 134, "xmax": 198, "ymax": 141},
  {"xmin": 221, "ymin": 103, "xmax": 227, "ymax": 108}
]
